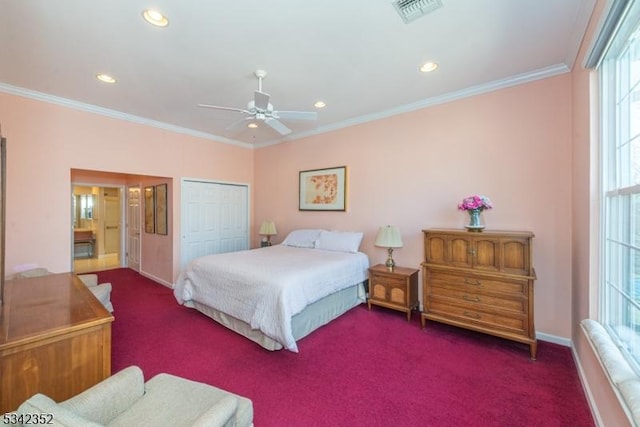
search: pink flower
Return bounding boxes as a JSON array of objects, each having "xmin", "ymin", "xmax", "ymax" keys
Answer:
[{"xmin": 458, "ymin": 195, "xmax": 493, "ymax": 211}]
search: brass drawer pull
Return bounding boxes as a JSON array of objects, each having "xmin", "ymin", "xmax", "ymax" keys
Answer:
[
  {"xmin": 463, "ymin": 295, "xmax": 480, "ymax": 302},
  {"xmin": 464, "ymin": 278, "xmax": 482, "ymax": 286},
  {"xmin": 463, "ymin": 311, "xmax": 481, "ymax": 319}
]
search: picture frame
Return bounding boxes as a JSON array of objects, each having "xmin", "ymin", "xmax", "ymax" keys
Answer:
[
  {"xmin": 299, "ymin": 166, "xmax": 347, "ymax": 211},
  {"xmin": 155, "ymin": 184, "xmax": 167, "ymax": 235},
  {"xmin": 144, "ymin": 186, "xmax": 155, "ymax": 234}
]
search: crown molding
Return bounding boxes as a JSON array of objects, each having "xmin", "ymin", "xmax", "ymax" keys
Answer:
[
  {"xmin": 1, "ymin": 62, "xmax": 570, "ymax": 151},
  {"xmin": 0, "ymin": 83, "xmax": 254, "ymax": 149},
  {"xmin": 254, "ymin": 63, "xmax": 571, "ymax": 148}
]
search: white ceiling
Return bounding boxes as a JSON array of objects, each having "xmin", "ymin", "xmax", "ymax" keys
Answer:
[{"xmin": 0, "ymin": 0, "xmax": 596, "ymax": 147}]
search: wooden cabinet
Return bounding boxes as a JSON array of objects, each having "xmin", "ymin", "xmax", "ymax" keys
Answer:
[
  {"xmin": 421, "ymin": 229, "xmax": 537, "ymax": 359},
  {"xmin": 0, "ymin": 273, "xmax": 114, "ymax": 413},
  {"xmin": 367, "ymin": 264, "xmax": 419, "ymax": 321}
]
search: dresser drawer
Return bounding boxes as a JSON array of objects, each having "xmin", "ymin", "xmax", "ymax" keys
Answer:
[
  {"xmin": 427, "ymin": 285, "xmax": 526, "ymax": 313},
  {"xmin": 427, "ymin": 296, "xmax": 529, "ymax": 334},
  {"xmin": 429, "ymin": 270, "xmax": 527, "ymax": 297}
]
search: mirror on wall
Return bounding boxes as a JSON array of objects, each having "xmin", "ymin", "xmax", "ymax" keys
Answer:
[{"xmin": 72, "ymin": 187, "xmax": 97, "ymax": 229}]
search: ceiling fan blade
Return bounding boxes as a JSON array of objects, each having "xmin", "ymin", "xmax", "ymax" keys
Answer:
[
  {"xmin": 198, "ymin": 104, "xmax": 249, "ymax": 114},
  {"xmin": 275, "ymin": 111, "xmax": 318, "ymax": 121},
  {"xmin": 264, "ymin": 118, "xmax": 291, "ymax": 135},
  {"xmin": 254, "ymin": 91, "xmax": 270, "ymax": 110}
]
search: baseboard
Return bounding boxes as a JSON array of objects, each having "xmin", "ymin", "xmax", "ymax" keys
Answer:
[
  {"xmin": 536, "ymin": 331, "xmax": 571, "ymax": 347},
  {"xmin": 140, "ymin": 270, "xmax": 173, "ymax": 289},
  {"xmin": 571, "ymin": 340, "xmax": 605, "ymax": 427}
]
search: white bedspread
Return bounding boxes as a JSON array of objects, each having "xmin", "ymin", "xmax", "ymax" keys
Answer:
[{"xmin": 174, "ymin": 244, "xmax": 369, "ymax": 352}]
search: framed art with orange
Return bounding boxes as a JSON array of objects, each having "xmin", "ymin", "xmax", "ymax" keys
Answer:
[{"xmin": 299, "ymin": 166, "xmax": 346, "ymax": 211}]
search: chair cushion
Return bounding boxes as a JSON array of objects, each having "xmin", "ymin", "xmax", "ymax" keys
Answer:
[
  {"xmin": 107, "ymin": 373, "xmax": 253, "ymax": 427},
  {"xmin": 17, "ymin": 394, "xmax": 103, "ymax": 427},
  {"xmin": 14, "ymin": 268, "xmax": 50, "ymax": 279},
  {"xmin": 61, "ymin": 366, "xmax": 144, "ymax": 425},
  {"xmin": 89, "ymin": 283, "xmax": 113, "ymax": 313},
  {"xmin": 78, "ymin": 274, "xmax": 99, "ymax": 287}
]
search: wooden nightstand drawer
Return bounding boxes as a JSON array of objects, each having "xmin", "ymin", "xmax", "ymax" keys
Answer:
[{"xmin": 370, "ymin": 273, "xmax": 406, "ymax": 288}]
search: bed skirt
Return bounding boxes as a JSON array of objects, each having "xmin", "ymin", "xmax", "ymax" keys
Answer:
[{"xmin": 191, "ymin": 282, "xmax": 366, "ymax": 351}]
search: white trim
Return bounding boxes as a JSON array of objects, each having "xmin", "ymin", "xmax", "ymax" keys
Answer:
[
  {"xmin": 565, "ymin": 0, "xmax": 599, "ymax": 69},
  {"xmin": 537, "ymin": 331, "xmax": 572, "ymax": 347},
  {"xmin": 0, "ymin": 83, "xmax": 254, "ymax": 149},
  {"xmin": 140, "ymin": 270, "xmax": 173, "ymax": 289},
  {"xmin": 0, "ymin": 64, "xmax": 570, "ymax": 150},
  {"xmin": 572, "ymin": 339, "xmax": 605, "ymax": 427},
  {"xmin": 254, "ymin": 64, "xmax": 571, "ymax": 148}
]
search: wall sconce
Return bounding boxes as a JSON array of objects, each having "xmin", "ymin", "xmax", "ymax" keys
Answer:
[
  {"xmin": 259, "ymin": 220, "xmax": 277, "ymax": 247},
  {"xmin": 374, "ymin": 225, "xmax": 403, "ymax": 270}
]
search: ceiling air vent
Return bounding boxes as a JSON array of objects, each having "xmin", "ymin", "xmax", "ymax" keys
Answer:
[{"xmin": 393, "ymin": 0, "xmax": 443, "ymax": 24}]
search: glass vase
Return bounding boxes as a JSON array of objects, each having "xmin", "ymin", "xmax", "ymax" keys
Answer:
[{"xmin": 465, "ymin": 209, "xmax": 485, "ymax": 232}]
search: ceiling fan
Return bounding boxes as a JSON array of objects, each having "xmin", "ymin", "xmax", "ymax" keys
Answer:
[{"xmin": 198, "ymin": 70, "xmax": 318, "ymax": 136}]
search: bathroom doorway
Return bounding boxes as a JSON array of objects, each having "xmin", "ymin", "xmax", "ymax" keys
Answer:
[{"xmin": 72, "ymin": 185, "xmax": 123, "ymax": 274}]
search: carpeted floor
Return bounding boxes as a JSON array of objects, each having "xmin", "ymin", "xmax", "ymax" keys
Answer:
[{"xmin": 98, "ymin": 268, "xmax": 595, "ymax": 427}]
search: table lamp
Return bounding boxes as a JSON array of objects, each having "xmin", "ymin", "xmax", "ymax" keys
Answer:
[
  {"xmin": 374, "ymin": 225, "xmax": 403, "ymax": 270},
  {"xmin": 259, "ymin": 220, "xmax": 277, "ymax": 246}
]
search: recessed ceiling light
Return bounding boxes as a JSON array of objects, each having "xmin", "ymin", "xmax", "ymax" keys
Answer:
[
  {"xmin": 96, "ymin": 74, "xmax": 116, "ymax": 84},
  {"xmin": 314, "ymin": 101, "xmax": 326, "ymax": 108},
  {"xmin": 142, "ymin": 9, "xmax": 169, "ymax": 27},
  {"xmin": 248, "ymin": 123, "xmax": 258, "ymax": 129},
  {"xmin": 419, "ymin": 61, "xmax": 439, "ymax": 73}
]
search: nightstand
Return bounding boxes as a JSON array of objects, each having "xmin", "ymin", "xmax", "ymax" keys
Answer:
[{"xmin": 367, "ymin": 264, "xmax": 419, "ymax": 321}]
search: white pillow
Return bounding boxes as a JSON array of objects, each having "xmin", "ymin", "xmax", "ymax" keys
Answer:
[
  {"xmin": 316, "ymin": 230, "xmax": 364, "ymax": 253},
  {"xmin": 281, "ymin": 229, "xmax": 324, "ymax": 248}
]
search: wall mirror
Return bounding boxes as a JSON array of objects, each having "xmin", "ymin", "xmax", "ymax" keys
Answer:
[{"xmin": 73, "ymin": 192, "xmax": 97, "ymax": 228}]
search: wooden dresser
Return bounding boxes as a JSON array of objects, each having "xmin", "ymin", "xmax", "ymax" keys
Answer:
[
  {"xmin": 421, "ymin": 229, "xmax": 537, "ymax": 359},
  {"xmin": 0, "ymin": 273, "xmax": 114, "ymax": 413}
]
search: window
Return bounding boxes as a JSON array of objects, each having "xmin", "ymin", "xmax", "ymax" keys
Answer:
[{"xmin": 600, "ymin": 2, "xmax": 640, "ymax": 373}]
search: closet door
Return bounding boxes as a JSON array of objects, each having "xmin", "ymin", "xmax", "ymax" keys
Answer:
[{"xmin": 180, "ymin": 180, "xmax": 249, "ymax": 269}]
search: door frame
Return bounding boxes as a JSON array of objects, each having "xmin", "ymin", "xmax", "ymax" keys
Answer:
[{"xmin": 70, "ymin": 182, "xmax": 126, "ymax": 271}]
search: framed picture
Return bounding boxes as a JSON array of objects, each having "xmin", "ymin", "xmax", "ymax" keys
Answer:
[
  {"xmin": 155, "ymin": 184, "xmax": 167, "ymax": 235},
  {"xmin": 299, "ymin": 166, "xmax": 347, "ymax": 211},
  {"xmin": 144, "ymin": 186, "xmax": 155, "ymax": 234}
]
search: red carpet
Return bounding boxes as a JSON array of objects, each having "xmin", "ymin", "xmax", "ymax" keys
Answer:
[{"xmin": 98, "ymin": 268, "xmax": 594, "ymax": 427}]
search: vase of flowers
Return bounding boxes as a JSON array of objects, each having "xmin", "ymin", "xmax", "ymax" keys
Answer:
[{"xmin": 458, "ymin": 195, "xmax": 493, "ymax": 231}]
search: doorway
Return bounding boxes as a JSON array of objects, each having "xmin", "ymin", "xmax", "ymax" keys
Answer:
[{"xmin": 72, "ymin": 185, "xmax": 123, "ymax": 274}]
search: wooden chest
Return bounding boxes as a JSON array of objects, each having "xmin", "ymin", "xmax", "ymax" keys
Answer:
[{"xmin": 421, "ymin": 229, "xmax": 537, "ymax": 359}]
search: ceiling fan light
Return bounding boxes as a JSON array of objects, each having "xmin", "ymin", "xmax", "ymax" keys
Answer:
[
  {"xmin": 142, "ymin": 9, "xmax": 169, "ymax": 27},
  {"xmin": 96, "ymin": 73, "xmax": 116, "ymax": 84},
  {"xmin": 419, "ymin": 61, "xmax": 438, "ymax": 73}
]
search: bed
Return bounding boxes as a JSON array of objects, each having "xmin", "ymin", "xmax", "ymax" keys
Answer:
[{"xmin": 173, "ymin": 229, "xmax": 370, "ymax": 352}]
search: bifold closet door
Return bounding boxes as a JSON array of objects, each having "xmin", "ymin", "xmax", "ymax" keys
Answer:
[{"xmin": 181, "ymin": 180, "xmax": 249, "ymax": 269}]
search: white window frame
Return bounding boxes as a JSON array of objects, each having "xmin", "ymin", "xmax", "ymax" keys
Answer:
[{"xmin": 599, "ymin": 0, "xmax": 640, "ymax": 374}]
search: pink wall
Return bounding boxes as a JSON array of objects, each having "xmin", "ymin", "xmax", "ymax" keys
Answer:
[
  {"xmin": 255, "ymin": 74, "xmax": 574, "ymax": 339},
  {"xmin": 0, "ymin": 91, "xmax": 254, "ymax": 284}
]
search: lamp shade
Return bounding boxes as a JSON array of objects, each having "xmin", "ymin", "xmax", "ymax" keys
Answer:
[
  {"xmin": 374, "ymin": 225, "xmax": 403, "ymax": 248},
  {"xmin": 259, "ymin": 220, "xmax": 277, "ymax": 236}
]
